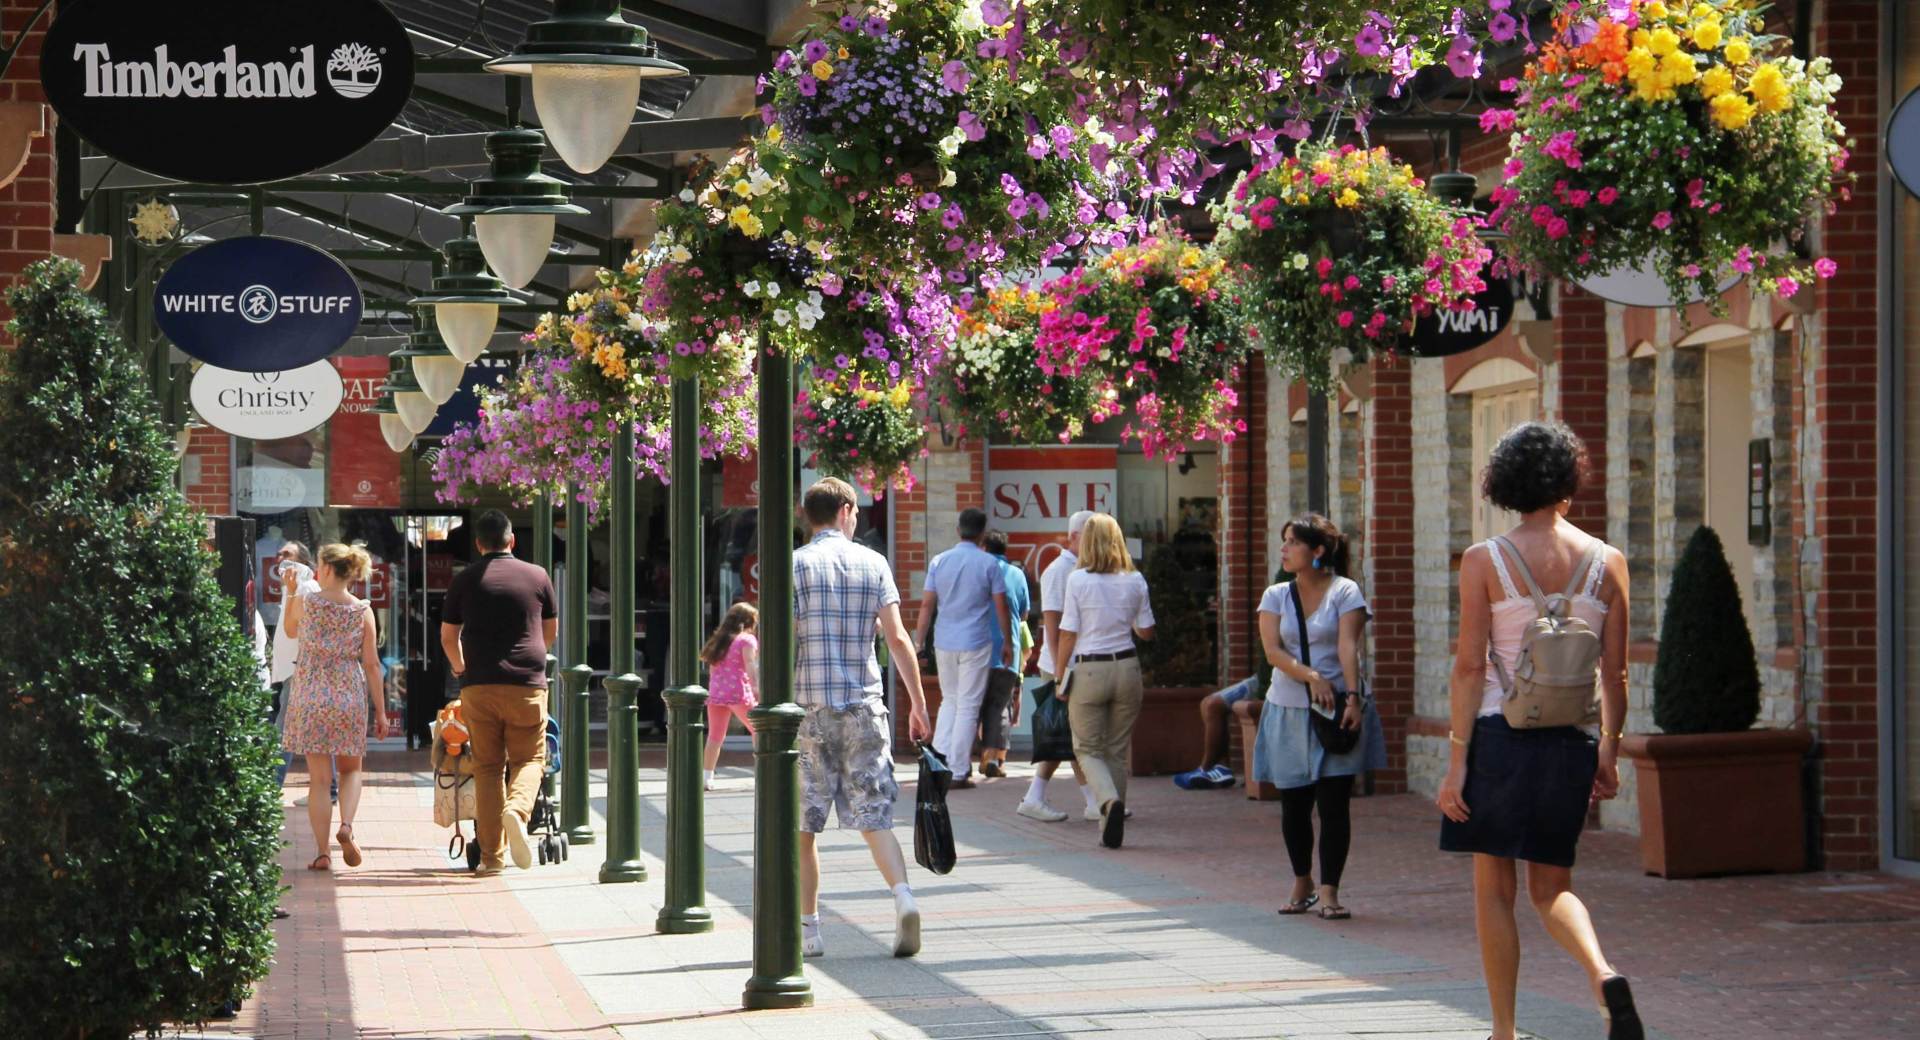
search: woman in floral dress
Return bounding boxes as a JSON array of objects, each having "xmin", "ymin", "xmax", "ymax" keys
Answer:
[{"xmin": 281, "ymin": 543, "xmax": 387, "ymax": 871}]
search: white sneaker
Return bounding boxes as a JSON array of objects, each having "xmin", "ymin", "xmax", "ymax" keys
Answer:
[
  {"xmin": 1017, "ymin": 800, "xmax": 1069, "ymax": 823},
  {"xmin": 802, "ymin": 922, "xmax": 824, "ymax": 958},
  {"xmin": 892, "ymin": 891, "xmax": 921, "ymax": 958},
  {"xmin": 504, "ymin": 812, "xmax": 533, "ymax": 870}
]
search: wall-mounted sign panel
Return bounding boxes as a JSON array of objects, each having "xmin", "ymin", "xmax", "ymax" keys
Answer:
[
  {"xmin": 41, "ymin": 0, "xmax": 414, "ymax": 184},
  {"xmin": 154, "ymin": 236, "xmax": 362, "ymax": 371},
  {"xmin": 1409, "ymin": 276, "xmax": 1515, "ymax": 357},
  {"xmin": 1889, "ymin": 85, "xmax": 1920, "ymax": 198},
  {"xmin": 1572, "ymin": 258, "xmax": 1742, "ymax": 309},
  {"xmin": 191, "ymin": 361, "xmax": 343, "ymax": 440}
]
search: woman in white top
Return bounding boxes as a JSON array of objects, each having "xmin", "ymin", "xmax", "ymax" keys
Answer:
[
  {"xmin": 1052, "ymin": 513, "xmax": 1155, "ymax": 850},
  {"xmin": 1254, "ymin": 514, "xmax": 1384, "ymax": 920},
  {"xmin": 1437, "ymin": 422, "xmax": 1644, "ymax": 1040}
]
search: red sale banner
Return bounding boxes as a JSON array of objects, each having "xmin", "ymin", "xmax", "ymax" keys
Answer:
[
  {"xmin": 723, "ymin": 451, "xmax": 759, "ymax": 508},
  {"xmin": 328, "ymin": 356, "xmax": 402, "ymax": 508},
  {"xmin": 986, "ymin": 445, "xmax": 1118, "ymax": 579}
]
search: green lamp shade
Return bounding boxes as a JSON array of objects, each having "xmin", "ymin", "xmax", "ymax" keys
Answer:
[{"xmin": 443, "ymin": 130, "xmax": 588, "ymax": 289}]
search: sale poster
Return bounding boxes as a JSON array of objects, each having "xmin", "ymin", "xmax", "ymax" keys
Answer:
[
  {"xmin": 328, "ymin": 356, "xmax": 402, "ymax": 508},
  {"xmin": 985, "ymin": 445, "xmax": 1118, "ymax": 579}
]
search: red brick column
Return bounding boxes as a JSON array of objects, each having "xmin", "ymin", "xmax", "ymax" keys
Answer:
[
  {"xmin": 1218, "ymin": 365, "xmax": 1268, "ymax": 681},
  {"xmin": 1556, "ymin": 287, "xmax": 1610, "ymax": 536},
  {"xmin": 1366, "ymin": 357, "xmax": 1414, "ymax": 793},
  {"xmin": 1808, "ymin": 0, "xmax": 1880, "ymax": 870},
  {"xmin": 0, "ymin": 0, "xmax": 56, "ymax": 334},
  {"xmin": 182, "ymin": 426, "xmax": 232, "ymax": 513}
]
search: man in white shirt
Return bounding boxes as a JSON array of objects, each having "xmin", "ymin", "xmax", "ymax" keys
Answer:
[{"xmin": 1017, "ymin": 510, "xmax": 1098, "ymax": 823}]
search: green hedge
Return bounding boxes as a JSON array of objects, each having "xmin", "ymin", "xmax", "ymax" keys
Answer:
[{"xmin": 0, "ymin": 259, "xmax": 282, "ymax": 1037}]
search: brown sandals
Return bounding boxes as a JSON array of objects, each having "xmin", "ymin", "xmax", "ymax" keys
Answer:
[{"xmin": 336, "ymin": 824, "xmax": 363, "ymax": 868}]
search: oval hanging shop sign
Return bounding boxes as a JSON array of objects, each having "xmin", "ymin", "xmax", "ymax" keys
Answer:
[
  {"xmin": 1409, "ymin": 276, "xmax": 1516, "ymax": 358},
  {"xmin": 154, "ymin": 236, "xmax": 363, "ymax": 371},
  {"xmin": 191, "ymin": 361, "xmax": 344, "ymax": 440},
  {"xmin": 40, "ymin": 0, "xmax": 414, "ymax": 184}
]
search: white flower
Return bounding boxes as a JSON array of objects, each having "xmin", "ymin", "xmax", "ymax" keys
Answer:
[
  {"xmin": 807, "ymin": 291, "xmax": 824, "ymax": 308},
  {"xmin": 669, "ymin": 245, "xmax": 692, "ymax": 264},
  {"xmin": 626, "ymin": 313, "xmax": 649, "ymax": 332},
  {"xmin": 1331, "ymin": 347, "xmax": 1355, "ymax": 366},
  {"xmin": 940, "ymin": 168, "xmax": 957, "ymax": 188},
  {"xmin": 743, "ymin": 280, "xmax": 762, "ymax": 298},
  {"xmin": 797, "ymin": 311, "xmax": 818, "ymax": 330},
  {"xmin": 773, "ymin": 308, "xmax": 793, "ymax": 327},
  {"xmin": 678, "ymin": 188, "xmax": 696, "ymax": 203},
  {"xmin": 940, "ymin": 129, "xmax": 966, "ymax": 157},
  {"xmin": 765, "ymin": 281, "xmax": 782, "ymax": 298}
]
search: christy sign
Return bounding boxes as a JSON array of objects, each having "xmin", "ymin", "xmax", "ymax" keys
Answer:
[
  {"xmin": 190, "ymin": 362, "xmax": 343, "ymax": 441},
  {"xmin": 155, "ymin": 236, "xmax": 362, "ymax": 371},
  {"xmin": 41, "ymin": 0, "xmax": 414, "ymax": 184}
]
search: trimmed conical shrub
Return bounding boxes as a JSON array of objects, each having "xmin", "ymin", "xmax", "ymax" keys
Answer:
[
  {"xmin": 1652, "ymin": 525, "xmax": 1761, "ymax": 735},
  {"xmin": 0, "ymin": 259, "xmax": 282, "ymax": 1037}
]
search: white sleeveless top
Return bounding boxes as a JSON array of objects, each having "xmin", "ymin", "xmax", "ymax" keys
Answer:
[{"xmin": 1480, "ymin": 539, "xmax": 1610, "ymax": 717}]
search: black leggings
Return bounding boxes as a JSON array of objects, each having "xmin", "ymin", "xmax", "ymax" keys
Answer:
[{"xmin": 1278, "ymin": 774, "xmax": 1355, "ymax": 887}]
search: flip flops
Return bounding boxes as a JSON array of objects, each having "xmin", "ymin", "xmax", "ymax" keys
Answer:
[
  {"xmin": 1277, "ymin": 893, "xmax": 1319, "ymax": 915},
  {"xmin": 307, "ymin": 854, "xmax": 330, "ymax": 871},
  {"xmin": 1317, "ymin": 903, "xmax": 1352, "ymax": 920}
]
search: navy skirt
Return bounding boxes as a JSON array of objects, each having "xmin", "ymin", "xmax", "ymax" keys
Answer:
[{"xmin": 1438, "ymin": 714, "xmax": 1597, "ymax": 868}]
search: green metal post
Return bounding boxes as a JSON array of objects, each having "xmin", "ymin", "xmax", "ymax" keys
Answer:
[
  {"xmin": 532, "ymin": 496, "xmax": 558, "ymax": 800},
  {"xmin": 659, "ymin": 376, "xmax": 713, "ymax": 934},
  {"xmin": 599, "ymin": 424, "xmax": 647, "ymax": 884},
  {"xmin": 561, "ymin": 488, "xmax": 596, "ymax": 845},
  {"xmin": 743, "ymin": 331, "xmax": 812, "ymax": 1010}
]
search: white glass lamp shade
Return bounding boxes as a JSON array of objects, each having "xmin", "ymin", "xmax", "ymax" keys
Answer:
[
  {"xmin": 412, "ymin": 354, "xmax": 467, "ymax": 406},
  {"xmin": 394, "ymin": 390, "xmax": 438, "ymax": 435},
  {"xmin": 379, "ymin": 412, "xmax": 416, "ymax": 453},
  {"xmin": 475, "ymin": 212, "xmax": 557, "ymax": 289},
  {"xmin": 532, "ymin": 64, "xmax": 645, "ymax": 174},
  {"xmin": 173, "ymin": 426, "xmax": 194, "ymax": 459},
  {"xmin": 434, "ymin": 301, "xmax": 500, "ymax": 362}
]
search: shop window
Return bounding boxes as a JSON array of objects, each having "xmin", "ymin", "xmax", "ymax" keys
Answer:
[{"xmin": 1467, "ymin": 379, "xmax": 1539, "ymax": 543}]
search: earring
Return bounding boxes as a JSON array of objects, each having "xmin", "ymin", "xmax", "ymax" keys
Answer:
[{"xmin": 1311, "ymin": 558, "xmax": 1323, "ymax": 570}]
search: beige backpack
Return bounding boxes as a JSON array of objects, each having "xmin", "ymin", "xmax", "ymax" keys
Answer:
[{"xmin": 1489, "ymin": 536, "xmax": 1604, "ymax": 729}]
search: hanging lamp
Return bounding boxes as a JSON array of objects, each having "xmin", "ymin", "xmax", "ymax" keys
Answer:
[
  {"xmin": 412, "ymin": 234, "xmax": 518, "ymax": 362},
  {"xmin": 383, "ymin": 363, "xmax": 439, "ymax": 435},
  {"xmin": 485, "ymin": 0, "xmax": 689, "ymax": 174},
  {"xmin": 391, "ymin": 306, "xmax": 467, "ymax": 406},
  {"xmin": 444, "ymin": 129, "xmax": 588, "ymax": 289},
  {"xmin": 369, "ymin": 392, "xmax": 417, "ymax": 452}
]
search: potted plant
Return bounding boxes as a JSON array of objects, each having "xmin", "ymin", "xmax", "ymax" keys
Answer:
[
  {"xmin": 1620, "ymin": 526, "xmax": 1811, "ymax": 877},
  {"xmin": 1487, "ymin": 0, "xmax": 1852, "ymax": 310}
]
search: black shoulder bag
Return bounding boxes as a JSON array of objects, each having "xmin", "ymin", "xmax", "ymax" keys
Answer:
[{"xmin": 1290, "ymin": 583, "xmax": 1362, "ymax": 755}]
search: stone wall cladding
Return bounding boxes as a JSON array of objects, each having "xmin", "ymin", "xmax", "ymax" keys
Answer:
[{"xmin": 1411, "ymin": 359, "xmax": 1454, "ymax": 723}]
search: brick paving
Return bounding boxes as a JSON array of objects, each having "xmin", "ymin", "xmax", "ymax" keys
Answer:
[{"xmin": 196, "ymin": 745, "xmax": 1920, "ymax": 1039}]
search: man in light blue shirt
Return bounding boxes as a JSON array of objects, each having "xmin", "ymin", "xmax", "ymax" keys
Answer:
[{"xmin": 913, "ymin": 508, "xmax": 1011, "ymax": 786}]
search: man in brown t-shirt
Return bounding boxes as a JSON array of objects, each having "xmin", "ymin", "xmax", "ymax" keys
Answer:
[{"xmin": 441, "ymin": 510, "xmax": 557, "ymax": 874}]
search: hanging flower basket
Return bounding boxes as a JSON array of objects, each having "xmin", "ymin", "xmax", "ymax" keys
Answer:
[
  {"xmin": 935, "ymin": 285, "xmax": 1119, "ymax": 444},
  {"xmin": 1213, "ymin": 144, "xmax": 1490, "ymax": 394},
  {"xmin": 796, "ymin": 373, "xmax": 927, "ymax": 497},
  {"xmin": 431, "ymin": 353, "xmax": 625, "ymax": 516},
  {"xmin": 1486, "ymin": 0, "xmax": 1852, "ymax": 309},
  {"xmin": 1032, "ymin": 229, "xmax": 1251, "ymax": 459}
]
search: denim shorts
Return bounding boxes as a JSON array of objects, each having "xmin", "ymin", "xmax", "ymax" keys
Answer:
[
  {"xmin": 1216, "ymin": 675, "xmax": 1258, "ymax": 708},
  {"xmin": 1439, "ymin": 714, "xmax": 1598, "ymax": 868}
]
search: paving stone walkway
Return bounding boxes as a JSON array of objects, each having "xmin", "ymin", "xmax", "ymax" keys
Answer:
[{"xmin": 197, "ymin": 745, "xmax": 1920, "ymax": 1039}]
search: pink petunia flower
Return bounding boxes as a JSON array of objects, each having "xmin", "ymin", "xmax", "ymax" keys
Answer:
[{"xmin": 1814, "ymin": 257, "xmax": 1838, "ymax": 278}]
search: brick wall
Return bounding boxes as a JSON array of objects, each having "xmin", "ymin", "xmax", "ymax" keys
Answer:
[
  {"xmin": 181, "ymin": 427, "xmax": 233, "ymax": 513},
  {"xmin": 1555, "ymin": 287, "xmax": 1611, "ymax": 536},
  {"xmin": 1219, "ymin": 365, "xmax": 1269, "ymax": 681},
  {"xmin": 0, "ymin": 0, "xmax": 55, "ymax": 333},
  {"xmin": 1363, "ymin": 357, "xmax": 1414, "ymax": 793},
  {"xmin": 1807, "ymin": 0, "xmax": 1881, "ymax": 870}
]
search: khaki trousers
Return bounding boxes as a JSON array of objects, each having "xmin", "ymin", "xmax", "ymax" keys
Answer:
[
  {"xmin": 1066, "ymin": 658, "xmax": 1143, "ymax": 809},
  {"xmin": 463, "ymin": 683, "xmax": 547, "ymax": 863}
]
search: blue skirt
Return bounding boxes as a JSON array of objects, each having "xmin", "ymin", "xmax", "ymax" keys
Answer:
[
  {"xmin": 1438, "ymin": 714, "xmax": 1598, "ymax": 868},
  {"xmin": 1251, "ymin": 697, "xmax": 1387, "ymax": 789}
]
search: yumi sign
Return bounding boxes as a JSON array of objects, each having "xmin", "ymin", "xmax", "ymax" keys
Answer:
[
  {"xmin": 154, "ymin": 236, "xmax": 362, "ymax": 371},
  {"xmin": 190, "ymin": 362, "xmax": 344, "ymax": 441},
  {"xmin": 1409, "ymin": 276, "xmax": 1515, "ymax": 358},
  {"xmin": 41, "ymin": 0, "xmax": 414, "ymax": 184}
]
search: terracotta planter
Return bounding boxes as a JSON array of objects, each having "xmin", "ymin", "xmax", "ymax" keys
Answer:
[
  {"xmin": 1127, "ymin": 686, "xmax": 1212, "ymax": 777},
  {"xmin": 1619, "ymin": 728, "xmax": 1813, "ymax": 878},
  {"xmin": 1233, "ymin": 698, "xmax": 1281, "ymax": 801}
]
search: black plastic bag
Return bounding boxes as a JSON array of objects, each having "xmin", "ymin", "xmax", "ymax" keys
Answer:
[
  {"xmin": 1028, "ymin": 680, "xmax": 1075, "ymax": 764},
  {"xmin": 913, "ymin": 743, "xmax": 956, "ymax": 875}
]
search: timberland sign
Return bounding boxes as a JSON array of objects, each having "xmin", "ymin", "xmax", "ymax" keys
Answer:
[
  {"xmin": 155, "ymin": 236, "xmax": 363, "ymax": 371},
  {"xmin": 41, "ymin": 0, "xmax": 414, "ymax": 184}
]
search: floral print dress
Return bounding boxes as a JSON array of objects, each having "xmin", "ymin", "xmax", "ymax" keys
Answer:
[{"xmin": 281, "ymin": 593, "xmax": 371, "ymax": 757}]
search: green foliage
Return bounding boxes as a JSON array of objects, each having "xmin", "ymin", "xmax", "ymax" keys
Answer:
[
  {"xmin": 1138, "ymin": 542, "xmax": 1217, "ymax": 688},
  {"xmin": 1652, "ymin": 526, "xmax": 1761, "ymax": 735},
  {"xmin": 0, "ymin": 259, "xmax": 282, "ymax": 1038}
]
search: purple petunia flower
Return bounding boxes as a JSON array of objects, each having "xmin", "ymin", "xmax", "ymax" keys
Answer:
[
  {"xmin": 918, "ymin": 192, "xmax": 942, "ymax": 210},
  {"xmin": 797, "ymin": 75, "xmax": 817, "ymax": 97},
  {"xmin": 1446, "ymin": 35, "xmax": 1481, "ymax": 80},
  {"xmin": 1355, "ymin": 24, "xmax": 1387, "ymax": 57},
  {"xmin": 774, "ymin": 51, "xmax": 793, "ymax": 73},
  {"xmin": 958, "ymin": 110, "xmax": 986, "ymax": 142},
  {"xmin": 981, "ymin": 0, "xmax": 1013, "ymax": 26},
  {"xmin": 941, "ymin": 59, "xmax": 971, "ymax": 94},
  {"xmin": 1489, "ymin": 12, "xmax": 1519, "ymax": 42},
  {"xmin": 838, "ymin": 14, "xmax": 859, "ymax": 30},
  {"xmin": 863, "ymin": 16, "xmax": 887, "ymax": 36},
  {"xmin": 942, "ymin": 205, "xmax": 965, "ymax": 229},
  {"xmin": 1007, "ymin": 196, "xmax": 1030, "ymax": 220},
  {"xmin": 803, "ymin": 40, "xmax": 829, "ymax": 63}
]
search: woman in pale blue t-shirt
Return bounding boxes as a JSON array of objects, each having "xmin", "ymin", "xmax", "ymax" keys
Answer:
[{"xmin": 1254, "ymin": 514, "xmax": 1385, "ymax": 921}]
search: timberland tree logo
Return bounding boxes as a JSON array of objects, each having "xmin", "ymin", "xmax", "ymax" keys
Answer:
[{"xmin": 325, "ymin": 44, "xmax": 383, "ymax": 98}]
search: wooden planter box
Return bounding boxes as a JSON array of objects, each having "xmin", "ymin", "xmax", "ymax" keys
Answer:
[
  {"xmin": 1619, "ymin": 728, "xmax": 1813, "ymax": 878},
  {"xmin": 1233, "ymin": 699, "xmax": 1281, "ymax": 800}
]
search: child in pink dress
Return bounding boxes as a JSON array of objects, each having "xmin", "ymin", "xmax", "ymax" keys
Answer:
[{"xmin": 701, "ymin": 603, "xmax": 759, "ymax": 790}]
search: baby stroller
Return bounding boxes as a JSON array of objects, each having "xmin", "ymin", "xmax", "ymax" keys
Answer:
[{"xmin": 433, "ymin": 705, "xmax": 569, "ymax": 869}]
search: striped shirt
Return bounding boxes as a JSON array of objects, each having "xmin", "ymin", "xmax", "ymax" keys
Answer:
[{"xmin": 793, "ymin": 528, "xmax": 899, "ymax": 710}]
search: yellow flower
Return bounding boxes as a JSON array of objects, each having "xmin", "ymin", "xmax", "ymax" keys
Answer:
[
  {"xmin": 733, "ymin": 179, "xmax": 752, "ymax": 197},
  {"xmin": 1724, "ymin": 38, "xmax": 1752, "ymax": 65},
  {"xmin": 570, "ymin": 327, "xmax": 594, "ymax": 352},
  {"xmin": 1710, "ymin": 91, "xmax": 1756, "ymax": 129},
  {"xmin": 767, "ymin": 124, "xmax": 783, "ymax": 144},
  {"xmin": 1700, "ymin": 65, "xmax": 1736, "ymax": 98},
  {"xmin": 1647, "ymin": 27, "xmax": 1681, "ymax": 57},
  {"xmin": 811, "ymin": 59, "xmax": 834, "ymax": 80},
  {"xmin": 1691, "ymin": 21, "xmax": 1722, "ymax": 51},
  {"xmin": 1659, "ymin": 48, "xmax": 1698, "ymax": 85},
  {"xmin": 1748, "ymin": 62, "xmax": 1793, "ymax": 112},
  {"xmin": 1690, "ymin": 3, "xmax": 1714, "ymax": 18},
  {"xmin": 1625, "ymin": 47, "xmax": 1657, "ymax": 78},
  {"xmin": 888, "ymin": 382, "xmax": 912, "ymax": 409},
  {"xmin": 1336, "ymin": 187, "xmax": 1361, "ymax": 209},
  {"xmin": 1645, "ymin": 1, "xmax": 1670, "ymax": 19}
]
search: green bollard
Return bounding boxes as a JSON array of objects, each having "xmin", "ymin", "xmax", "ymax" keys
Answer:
[
  {"xmin": 533, "ymin": 495, "xmax": 557, "ymax": 800},
  {"xmin": 659, "ymin": 375, "xmax": 712, "ymax": 933},
  {"xmin": 742, "ymin": 330, "xmax": 812, "ymax": 1009},
  {"xmin": 599, "ymin": 422, "xmax": 645, "ymax": 884},
  {"xmin": 561, "ymin": 663, "xmax": 596, "ymax": 845}
]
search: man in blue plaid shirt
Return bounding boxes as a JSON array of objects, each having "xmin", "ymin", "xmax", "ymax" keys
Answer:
[{"xmin": 792, "ymin": 477, "xmax": 931, "ymax": 960}]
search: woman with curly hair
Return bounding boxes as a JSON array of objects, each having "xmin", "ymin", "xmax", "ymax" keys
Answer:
[{"xmin": 1437, "ymin": 421, "xmax": 1645, "ymax": 1040}]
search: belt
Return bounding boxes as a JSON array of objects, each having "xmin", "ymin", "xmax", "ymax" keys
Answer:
[{"xmin": 1076, "ymin": 649, "xmax": 1136, "ymax": 663}]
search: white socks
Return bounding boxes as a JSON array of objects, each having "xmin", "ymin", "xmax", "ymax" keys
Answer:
[
  {"xmin": 703, "ymin": 769, "xmax": 714, "ymax": 790},
  {"xmin": 800, "ymin": 914, "xmax": 823, "ymax": 958},
  {"xmin": 1081, "ymin": 785, "xmax": 1099, "ymax": 812},
  {"xmin": 1024, "ymin": 775, "xmax": 1048, "ymax": 805},
  {"xmin": 891, "ymin": 884, "xmax": 921, "ymax": 958}
]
